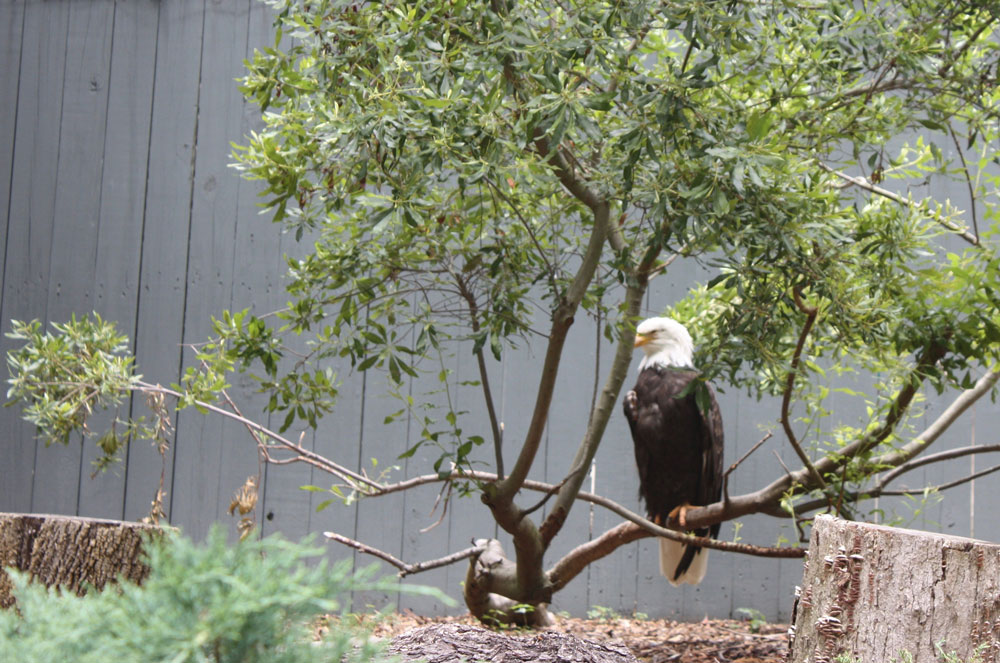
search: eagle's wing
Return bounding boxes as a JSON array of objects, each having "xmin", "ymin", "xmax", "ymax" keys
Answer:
[{"xmin": 699, "ymin": 383, "xmax": 725, "ymax": 539}]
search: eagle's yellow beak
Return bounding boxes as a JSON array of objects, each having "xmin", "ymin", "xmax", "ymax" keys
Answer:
[{"xmin": 634, "ymin": 333, "xmax": 651, "ymax": 348}]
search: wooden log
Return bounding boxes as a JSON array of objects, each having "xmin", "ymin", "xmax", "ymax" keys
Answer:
[
  {"xmin": 788, "ymin": 514, "xmax": 1000, "ymax": 662},
  {"xmin": 0, "ymin": 512, "xmax": 160, "ymax": 609}
]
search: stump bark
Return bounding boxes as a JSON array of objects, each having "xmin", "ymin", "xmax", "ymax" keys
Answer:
[
  {"xmin": 0, "ymin": 512, "xmax": 159, "ymax": 609},
  {"xmin": 388, "ymin": 623, "xmax": 638, "ymax": 663},
  {"xmin": 788, "ymin": 514, "xmax": 1000, "ymax": 662}
]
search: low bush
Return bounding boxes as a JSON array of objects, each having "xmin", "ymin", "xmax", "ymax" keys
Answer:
[{"xmin": 0, "ymin": 526, "xmax": 435, "ymax": 663}]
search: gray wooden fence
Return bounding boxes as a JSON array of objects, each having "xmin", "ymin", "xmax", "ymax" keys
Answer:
[{"xmin": 1, "ymin": 0, "xmax": 997, "ymax": 622}]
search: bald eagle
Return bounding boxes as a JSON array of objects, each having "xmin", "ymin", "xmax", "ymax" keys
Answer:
[{"xmin": 623, "ymin": 317, "xmax": 724, "ymax": 586}]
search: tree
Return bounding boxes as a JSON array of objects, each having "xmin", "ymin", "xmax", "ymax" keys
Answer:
[{"xmin": 7, "ymin": 0, "xmax": 1000, "ymax": 625}]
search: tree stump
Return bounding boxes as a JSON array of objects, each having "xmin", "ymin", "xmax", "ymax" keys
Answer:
[
  {"xmin": 788, "ymin": 514, "xmax": 1000, "ymax": 662},
  {"xmin": 387, "ymin": 623, "xmax": 638, "ymax": 663},
  {"xmin": 0, "ymin": 512, "xmax": 160, "ymax": 609}
]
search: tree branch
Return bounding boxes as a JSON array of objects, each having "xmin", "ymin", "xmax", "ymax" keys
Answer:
[
  {"xmin": 546, "ymin": 520, "xmax": 804, "ymax": 594},
  {"xmin": 538, "ymin": 283, "xmax": 645, "ymax": 546},
  {"xmin": 349, "ymin": 468, "xmax": 802, "ymax": 560},
  {"xmin": 865, "ymin": 367, "xmax": 999, "ymax": 476},
  {"xmin": 879, "ymin": 464, "xmax": 1000, "ymax": 497},
  {"xmin": 937, "ymin": 14, "xmax": 1000, "ymax": 79},
  {"xmin": 496, "ymin": 202, "xmax": 608, "ymax": 500},
  {"xmin": 724, "ymin": 432, "xmax": 773, "ymax": 503},
  {"xmin": 877, "ymin": 444, "xmax": 1000, "ymax": 491},
  {"xmin": 132, "ymin": 380, "xmax": 381, "ymax": 491},
  {"xmin": 947, "ymin": 122, "xmax": 979, "ymax": 241},
  {"xmin": 780, "ymin": 287, "xmax": 827, "ymax": 492},
  {"xmin": 497, "ymin": 135, "xmax": 610, "ymax": 500},
  {"xmin": 817, "ymin": 162, "xmax": 980, "ymax": 246},
  {"xmin": 323, "ymin": 530, "xmax": 485, "ymax": 578},
  {"xmin": 676, "ymin": 342, "xmax": 952, "ymax": 529},
  {"xmin": 795, "ymin": 459, "xmax": 1000, "ymax": 513},
  {"xmin": 454, "ymin": 274, "xmax": 505, "ymax": 480}
]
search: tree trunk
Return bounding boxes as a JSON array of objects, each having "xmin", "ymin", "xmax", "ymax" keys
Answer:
[
  {"xmin": 788, "ymin": 514, "xmax": 1000, "ymax": 662},
  {"xmin": 0, "ymin": 512, "xmax": 160, "ymax": 609},
  {"xmin": 463, "ymin": 538, "xmax": 555, "ymax": 627}
]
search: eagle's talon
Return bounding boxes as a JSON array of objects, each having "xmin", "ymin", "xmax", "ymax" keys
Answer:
[
  {"xmin": 668, "ymin": 504, "xmax": 691, "ymax": 529},
  {"xmin": 624, "ymin": 390, "xmax": 638, "ymax": 416}
]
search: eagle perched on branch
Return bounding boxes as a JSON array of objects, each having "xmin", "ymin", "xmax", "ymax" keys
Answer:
[{"xmin": 623, "ymin": 317, "xmax": 724, "ymax": 586}]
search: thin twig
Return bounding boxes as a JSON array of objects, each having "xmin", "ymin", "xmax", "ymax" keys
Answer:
[
  {"xmin": 877, "ymin": 443, "xmax": 1000, "ymax": 490},
  {"xmin": 937, "ymin": 14, "xmax": 999, "ymax": 78},
  {"xmin": 817, "ymin": 162, "xmax": 980, "ymax": 246},
  {"xmin": 482, "ymin": 175, "xmax": 559, "ymax": 288},
  {"xmin": 880, "ymin": 463, "xmax": 1000, "ymax": 497},
  {"xmin": 323, "ymin": 530, "xmax": 486, "ymax": 577},
  {"xmin": 773, "ymin": 449, "xmax": 795, "ymax": 478},
  {"xmin": 780, "ymin": 286, "xmax": 827, "ymax": 492},
  {"xmin": 797, "ymin": 462, "xmax": 1000, "ymax": 512},
  {"xmin": 132, "ymin": 380, "xmax": 381, "ymax": 491},
  {"xmin": 947, "ymin": 122, "xmax": 979, "ymax": 241},
  {"xmin": 420, "ymin": 481, "xmax": 453, "ymax": 534},
  {"xmin": 518, "ymin": 468, "xmax": 580, "ymax": 520},
  {"xmin": 454, "ymin": 274, "xmax": 505, "ymax": 480},
  {"xmin": 723, "ymin": 432, "xmax": 773, "ymax": 503}
]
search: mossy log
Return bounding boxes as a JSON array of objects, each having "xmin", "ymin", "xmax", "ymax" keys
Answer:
[
  {"xmin": 788, "ymin": 514, "xmax": 1000, "ymax": 662},
  {"xmin": 0, "ymin": 512, "xmax": 160, "ymax": 609}
]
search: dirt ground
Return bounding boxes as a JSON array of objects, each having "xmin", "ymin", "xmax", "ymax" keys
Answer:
[{"xmin": 364, "ymin": 611, "xmax": 789, "ymax": 663}]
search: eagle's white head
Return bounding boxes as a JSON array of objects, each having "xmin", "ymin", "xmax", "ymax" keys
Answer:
[{"xmin": 633, "ymin": 316, "xmax": 695, "ymax": 370}]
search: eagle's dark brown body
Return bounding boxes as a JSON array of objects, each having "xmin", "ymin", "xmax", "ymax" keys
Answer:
[{"xmin": 623, "ymin": 365, "xmax": 724, "ymax": 582}]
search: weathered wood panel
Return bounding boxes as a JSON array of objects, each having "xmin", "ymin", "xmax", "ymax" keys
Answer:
[
  {"xmin": 82, "ymin": 0, "xmax": 160, "ymax": 520},
  {"xmin": 0, "ymin": 0, "xmax": 25, "ymax": 302},
  {"xmin": 123, "ymin": 0, "xmax": 204, "ymax": 523},
  {"xmin": 1, "ymin": 0, "xmax": 997, "ymax": 625},
  {"xmin": 170, "ymin": 0, "xmax": 258, "ymax": 541},
  {"xmin": 0, "ymin": 0, "xmax": 29, "ymax": 513},
  {"xmin": 45, "ymin": 0, "xmax": 117, "ymax": 517},
  {"xmin": 1, "ymin": 0, "xmax": 73, "ymax": 514}
]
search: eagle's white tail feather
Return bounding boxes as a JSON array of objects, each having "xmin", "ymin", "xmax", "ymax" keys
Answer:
[{"xmin": 659, "ymin": 538, "xmax": 709, "ymax": 586}]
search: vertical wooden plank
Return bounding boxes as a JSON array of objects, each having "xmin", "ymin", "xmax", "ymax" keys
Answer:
[
  {"xmin": 34, "ymin": 0, "xmax": 116, "ymax": 516},
  {"xmin": 0, "ymin": 0, "xmax": 71, "ymax": 514},
  {"xmin": 543, "ymin": 314, "xmax": 603, "ymax": 616},
  {"xmin": 587, "ymin": 313, "xmax": 655, "ymax": 619},
  {"xmin": 238, "ymin": 2, "xmax": 321, "ymax": 544},
  {"xmin": 441, "ymin": 349, "xmax": 504, "ymax": 613},
  {"xmin": 0, "ymin": 0, "xmax": 29, "ymax": 513},
  {"xmin": 0, "ymin": 0, "xmax": 25, "ymax": 291},
  {"xmin": 168, "ymin": 0, "xmax": 258, "ymax": 541},
  {"xmin": 123, "ymin": 0, "xmax": 205, "ymax": 523},
  {"xmin": 307, "ymin": 367, "xmax": 366, "ymax": 557},
  {"xmin": 351, "ymin": 365, "xmax": 407, "ymax": 611},
  {"xmin": 967, "ymin": 401, "xmax": 1000, "ymax": 544},
  {"xmin": 78, "ymin": 0, "xmax": 160, "ymax": 518},
  {"xmin": 398, "ymin": 340, "xmax": 462, "ymax": 614}
]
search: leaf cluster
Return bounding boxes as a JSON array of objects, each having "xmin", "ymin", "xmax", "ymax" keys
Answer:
[
  {"xmin": 5, "ymin": 315, "xmax": 142, "ymax": 465},
  {"xmin": 0, "ymin": 526, "xmax": 422, "ymax": 663}
]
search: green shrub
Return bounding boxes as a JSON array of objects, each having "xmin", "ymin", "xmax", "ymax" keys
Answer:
[{"xmin": 0, "ymin": 526, "xmax": 433, "ymax": 663}]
